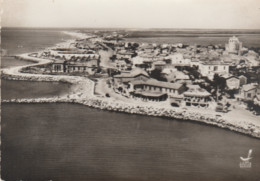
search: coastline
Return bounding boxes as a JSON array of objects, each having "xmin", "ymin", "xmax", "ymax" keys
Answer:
[{"xmin": 1, "ymin": 32, "xmax": 260, "ymax": 139}]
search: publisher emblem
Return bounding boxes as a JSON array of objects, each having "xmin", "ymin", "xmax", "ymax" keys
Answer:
[{"xmin": 240, "ymin": 149, "xmax": 252, "ymax": 168}]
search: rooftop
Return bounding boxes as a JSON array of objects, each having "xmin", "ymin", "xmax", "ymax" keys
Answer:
[
  {"xmin": 221, "ymin": 75, "xmax": 239, "ymax": 80},
  {"xmin": 184, "ymin": 88, "xmax": 211, "ymax": 97},
  {"xmin": 114, "ymin": 68, "xmax": 149, "ymax": 78},
  {"xmin": 153, "ymin": 61, "xmax": 166, "ymax": 65},
  {"xmin": 134, "ymin": 90, "xmax": 167, "ymax": 97},
  {"xmin": 131, "ymin": 79, "xmax": 183, "ymax": 90},
  {"xmin": 187, "ymin": 84, "xmax": 200, "ymax": 89},
  {"xmin": 201, "ymin": 61, "xmax": 229, "ymax": 66},
  {"xmin": 242, "ymin": 83, "xmax": 258, "ymax": 92}
]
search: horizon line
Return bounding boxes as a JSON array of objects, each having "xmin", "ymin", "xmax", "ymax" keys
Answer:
[{"xmin": 2, "ymin": 26, "xmax": 260, "ymax": 31}]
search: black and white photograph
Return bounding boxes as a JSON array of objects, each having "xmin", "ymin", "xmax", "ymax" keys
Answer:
[{"xmin": 1, "ymin": 0, "xmax": 260, "ymax": 180}]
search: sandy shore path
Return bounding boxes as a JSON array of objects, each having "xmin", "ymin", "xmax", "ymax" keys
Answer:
[{"xmin": 2, "ymin": 54, "xmax": 52, "ymax": 76}]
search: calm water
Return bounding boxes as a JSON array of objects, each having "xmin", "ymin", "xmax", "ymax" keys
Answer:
[
  {"xmin": 126, "ymin": 32, "xmax": 260, "ymax": 48},
  {"xmin": 1, "ymin": 28, "xmax": 73, "ymax": 69},
  {"xmin": 1, "ymin": 57, "xmax": 34, "ymax": 69},
  {"xmin": 1, "ymin": 28, "xmax": 260, "ymax": 181},
  {"xmin": 1, "ymin": 79, "xmax": 72, "ymax": 100},
  {"xmin": 1, "ymin": 28, "xmax": 72, "ymax": 56},
  {"xmin": 2, "ymin": 103, "xmax": 260, "ymax": 181}
]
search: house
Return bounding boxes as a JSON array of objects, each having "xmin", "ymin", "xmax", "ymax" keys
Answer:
[
  {"xmin": 49, "ymin": 48, "xmax": 99, "ymax": 61},
  {"xmin": 199, "ymin": 61, "xmax": 229, "ymax": 80},
  {"xmin": 138, "ymin": 53, "xmax": 161, "ymax": 62},
  {"xmin": 132, "ymin": 56, "xmax": 151, "ymax": 69},
  {"xmin": 161, "ymin": 67, "xmax": 178, "ymax": 75},
  {"xmin": 67, "ymin": 62, "xmax": 98, "ymax": 74},
  {"xmin": 114, "ymin": 59, "xmax": 128, "ymax": 71},
  {"xmin": 152, "ymin": 61, "xmax": 166, "ymax": 69},
  {"xmin": 140, "ymin": 43, "xmax": 155, "ymax": 53},
  {"xmin": 160, "ymin": 44, "xmax": 171, "ymax": 54},
  {"xmin": 239, "ymin": 75, "xmax": 247, "ymax": 86},
  {"xmin": 165, "ymin": 71, "xmax": 190, "ymax": 83},
  {"xmin": 113, "ymin": 68, "xmax": 150, "ymax": 84},
  {"xmin": 129, "ymin": 79, "xmax": 186, "ymax": 101},
  {"xmin": 254, "ymin": 94, "xmax": 260, "ymax": 106},
  {"xmin": 132, "ymin": 56, "xmax": 144, "ymax": 67},
  {"xmin": 76, "ymin": 40, "xmax": 101, "ymax": 51},
  {"xmin": 182, "ymin": 85, "xmax": 212, "ymax": 108},
  {"xmin": 223, "ymin": 75, "xmax": 240, "ymax": 90},
  {"xmin": 116, "ymin": 50, "xmax": 134, "ymax": 59},
  {"xmin": 52, "ymin": 60, "xmax": 66, "ymax": 73},
  {"xmin": 51, "ymin": 55, "xmax": 100, "ymax": 74},
  {"xmin": 132, "ymin": 91, "xmax": 168, "ymax": 101},
  {"xmin": 237, "ymin": 83, "xmax": 258, "ymax": 101},
  {"xmin": 245, "ymin": 51, "xmax": 260, "ymax": 67},
  {"xmin": 190, "ymin": 58, "xmax": 200, "ymax": 67},
  {"xmin": 166, "ymin": 53, "xmax": 191, "ymax": 66}
]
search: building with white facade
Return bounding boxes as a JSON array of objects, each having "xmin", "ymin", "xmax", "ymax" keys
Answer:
[
  {"xmin": 225, "ymin": 36, "xmax": 242, "ymax": 55},
  {"xmin": 199, "ymin": 61, "xmax": 229, "ymax": 80},
  {"xmin": 166, "ymin": 53, "xmax": 191, "ymax": 66}
]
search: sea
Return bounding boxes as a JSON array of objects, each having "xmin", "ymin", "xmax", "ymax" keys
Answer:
[
  {"xmin": 1, "ymin": 28, "xmax": 260, "ymax": 181},
  {"xmin": 125, "ymin": 29, "xmax": 260, "ymax": 48}
]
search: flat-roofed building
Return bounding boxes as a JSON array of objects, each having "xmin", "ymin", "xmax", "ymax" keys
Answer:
[
  {"xmin": 166, "ymin": 53, "xmax": 191, "ymax": 66},
  {"xmin": 199, "ymin": 61, "xmax": 229, "ymax": 80}
]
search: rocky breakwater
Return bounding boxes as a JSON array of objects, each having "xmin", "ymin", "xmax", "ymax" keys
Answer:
[
  {"xmin": 5, "ymin": 94, "xmax": 260, "ymax": 139},
  {"xmin": 2, "ymin": 54, "xmax": 260, "ymax": 139},
  {"xmin": 75, "ymin": 98, "xmax": 260, "ymax": 139}
]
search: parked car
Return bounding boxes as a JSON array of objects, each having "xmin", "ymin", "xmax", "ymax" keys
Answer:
[{"xmin": 215, "ymin": 102, "xmax": 228, "ymax": 113}]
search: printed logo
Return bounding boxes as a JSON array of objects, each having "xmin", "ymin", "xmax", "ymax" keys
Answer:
[{"xmin": 240, "ymin": 149, "xmax": 252, "ymax": 168}]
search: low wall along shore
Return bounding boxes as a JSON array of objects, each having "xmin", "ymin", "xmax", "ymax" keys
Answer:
[{"xmin": 1, "ymin": 51, "xmax": 260, "ymax": 139}]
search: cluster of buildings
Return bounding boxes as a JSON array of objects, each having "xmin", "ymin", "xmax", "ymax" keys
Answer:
[
  {"xmin": 39, "ymin": 31, "xmax": 260, "ymax": 111},
  {"xmin": 41, "ymin": 39, "xmax": 104, "ymax": 74},
  {"xmin": 106, "ymin": 35, "xmax": 260, "ymax": 110},
  {"xmin": 112, "ymin": 68, "xmax": 214, "ymax": 108},
  {"xmin": 108, "ymin": 36, "xmax": 259, "ymax": 79}
]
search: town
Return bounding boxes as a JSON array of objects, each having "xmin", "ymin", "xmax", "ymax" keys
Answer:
[{"xmin": 23, "ymin": 31, "xmax": 260, "ymax": 115}]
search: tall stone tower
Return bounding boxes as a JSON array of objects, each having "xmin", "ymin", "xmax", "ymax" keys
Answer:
[{"xmin": 225, "ymin": 36, "xmax": 242, "ymax": 55}]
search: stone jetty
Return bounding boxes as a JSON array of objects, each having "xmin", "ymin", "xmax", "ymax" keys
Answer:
[{"xmin": 2, "ymin": 52, "xmax": 260, "ymax": 139}]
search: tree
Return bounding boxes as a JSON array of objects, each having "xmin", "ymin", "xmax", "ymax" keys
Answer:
[
  {"xmin": 150, "ymin": 69, "xmax": 167, "ymax": 82},
  {"xmin": 213, "ymin": 74, "xmax": 226, "ymax": 90},
  {"xmin": 110, "ymin": 55, "xmax": 117, "ymax": 61}
]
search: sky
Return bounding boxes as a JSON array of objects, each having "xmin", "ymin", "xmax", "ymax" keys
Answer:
[{"xmin": 1, "ymin": 0, "xmax": 260, "ymax": 29}]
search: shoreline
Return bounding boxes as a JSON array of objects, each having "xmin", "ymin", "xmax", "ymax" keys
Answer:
[
  {"xmin": 1, "ymin": 32, "xmax": 260, "ymax": 139},
  {"xmin": 2, "ymin": 92, "xmax": 260, "ymax": 139}
]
